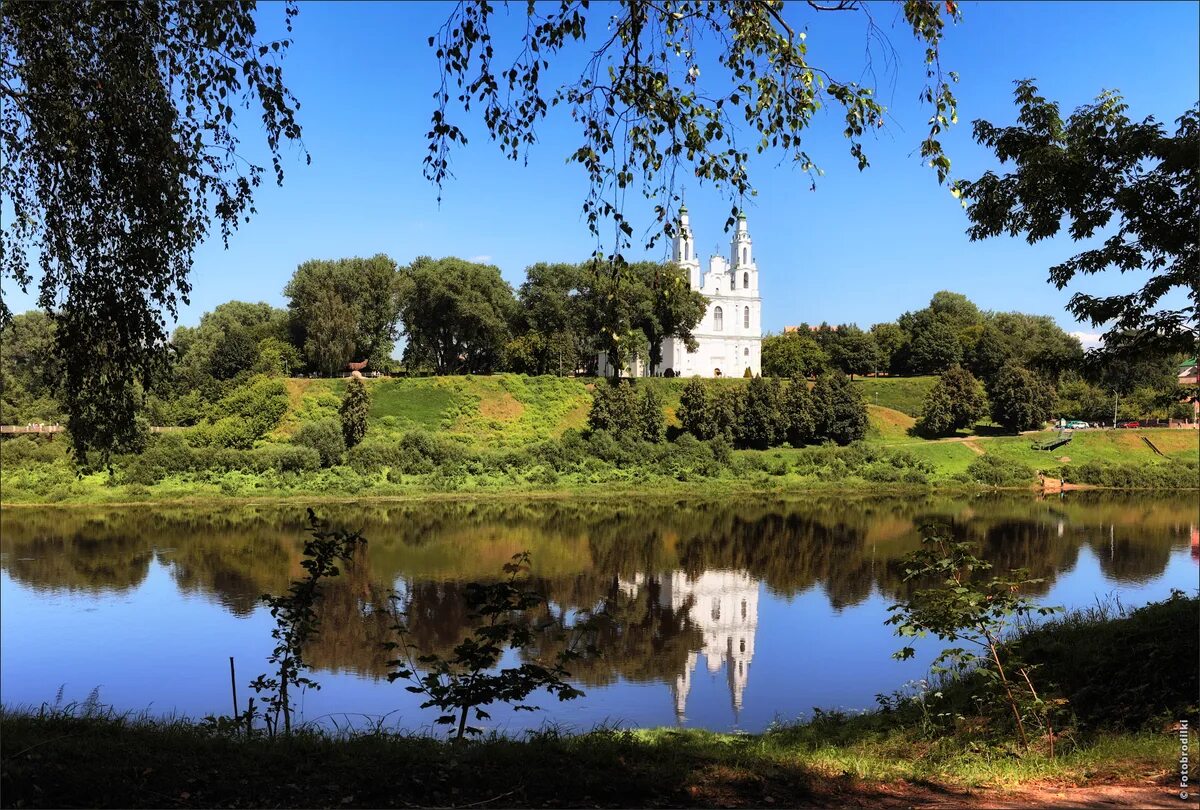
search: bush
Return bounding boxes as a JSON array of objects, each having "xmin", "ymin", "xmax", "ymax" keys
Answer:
[
  {"xmin": 340, "ymin": 377, "xmax": 370, "ymax": 449},
  {"xmin": 966, "ymin": 454, "xmax": 1035, "ymax": 487},
  {"xmin": 1062, "ymin": 459, "xmax": 1199, "ymax": 489},
  {"xmin": 812, "ymin": 372, "xmax": 868, "ymax": 445},
  {"xmin": 292, "ymin": 418, "xmax": 346, "ymax": 468},
  {"xmin": 588, "ymin": 383, "xmax": 641, "ymax": 439},
  {"xmin": 737, "ymin": 377, "xmax": 781, "ymax": 449},
  {"xmin": 394, "ymin": 430, "xmax": 469, "ymax": 474}
]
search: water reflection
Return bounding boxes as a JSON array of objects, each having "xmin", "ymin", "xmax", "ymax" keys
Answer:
[{"xmin": 1, "ymin": 493, "xmax": 1195, "ymax": 730}]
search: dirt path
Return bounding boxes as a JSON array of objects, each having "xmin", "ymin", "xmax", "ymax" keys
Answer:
[{"xmin": 812, "ymin": 779, "xmax": 1193, "ymax": 809}]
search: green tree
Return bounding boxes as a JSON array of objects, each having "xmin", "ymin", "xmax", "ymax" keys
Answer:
[
  {"xmin": 587, "ymin": 382, "xmax": 640, "ymax": 439},
  {"xmin": 638, "ymin": 387, "xmax": 666, "ymax": 444},
  {"xmin": 301, "ymin": 291, "xmax": 358, "ymax": 377},
  {"xmin": 988, "ymin": 363, "xmax": 1055, "ymax": 433},
  {"xmin": 170, "ymin": 301, "xmax": 293, "ymax": 386},
  {"xmin": 285, "ymin": 256, "xmax": 402, "ymax": 372},
  {"xmin": 0, "ymin": 310, "xmax": 62, "ymax": 424},
  {"xmin": 831, "ymin": 326, "xmax": 882, "ymax": 380},
  {"xmin": 581, "ymin": 260, "xmax": 706, "ymax": 378},
  {"xmin": 916, "ymin": 365, "xmax": 987, "ymax": 437},
  {"xmin": 905, "ymin": 314, "xmax": 963, "ymax": 374},
  {"xmin": 869, "ymin": 322, "xmax": 907, "ymax": 375},
  {"xmin": 1, "ymin": 2, "xmax": 305, "ymax": 460},
  {"xmin": 737, "ymin": 377, "xmax": 782, "ymax": 449},
  {"xmin": 514, "ymin": 263, "xmax": 594, "ymax": 376},
  {"xmin": 961, "ymin": 80, "xmax": 1198, "ymax": 358},
  {"xmin": 292, "ymin": 418, "xmax": 346, "ymax": 468},
  {"xmin": 886, "ymin": 530, "xmax": 1062, "ymax": 751},
  {"xmin": 968, "ymin": 323, "xmax": 1012, "ymax": 383},
  {"xmin": 761, "ymin": 332, "xmax": 828, "ymax": 379},
  {"xmin": 340, "ymin": 378, "xmax": 370, "ymax": 449},
  {"xmin": 397, "ymin": 257, "xmax": 518, "ymax": 375},
  {"xmin": 780, "ymin": 378, "xmax": 816, "ymax": 447},
  {"xmin": 812, "ymin": 372, "xmax": 867, "ymax": 445},
  {"xmin": 1055, "ymin": 376, "xmax": 1110, "ymax": 423},
  {"xmin": 677, "ymin": 379, "xmax": 717, "ymax": 440}
]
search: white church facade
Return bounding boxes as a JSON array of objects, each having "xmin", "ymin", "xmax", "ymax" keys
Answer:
[{"xmin": 598, "ymin": 207, "xmax": 763, "ymax": 378}]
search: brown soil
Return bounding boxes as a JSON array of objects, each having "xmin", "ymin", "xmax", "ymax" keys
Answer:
[
  {"xmin": 478, "ymin": 391, "xmax": 524, "ymax": 421},
  {"xmin": 963, "ymin": 440, "xmax": 985, "ymax": 455},
  {"xmin": 811, "ymin": 780, "xmax": 1192, "ymax": 809}
]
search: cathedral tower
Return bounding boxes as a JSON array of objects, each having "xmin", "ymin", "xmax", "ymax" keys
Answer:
[{"xmin": 673, "ymin": 205, "xmax": 701, "ymax": 289}]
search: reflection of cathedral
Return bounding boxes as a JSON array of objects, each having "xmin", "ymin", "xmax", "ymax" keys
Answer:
[{"xmin": 621, "ymin": 570, "xmax": 760, "ymax": 722}]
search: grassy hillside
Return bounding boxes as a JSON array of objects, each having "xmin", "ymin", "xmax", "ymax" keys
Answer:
[
  {"xmin": 274, "ymin": 375, "xmax": 595, "ymax": 448},
  {"xmin": 852, "ymin": 376, "xmax": 938, "ymax": 416}
]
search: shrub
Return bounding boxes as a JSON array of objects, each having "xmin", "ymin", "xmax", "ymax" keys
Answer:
[
  {"xmin": 812, "ymin": 372, "xmax": 867, "ymax": 445},
  {"xmin": 967, "ymin": 454, "xmax": 1035, "ymax": 487},
  {"xmin": 1062, "ymin": 459, "xmax": 1198, "ymax": 489},
  {"xmin": 292, "ymin": 419, "xmax": 346, "ymax": 468},
  {"xmin": 587, "ymin": 382, "xmax": 640, "ymax": 438},
  {"xmin": 340, "ymin": 377, "xmax": 370, "ymax": 449},
  {"xmin": 677, "ymin": 378, "xmax": 717, "ymax": 439},
  {"xmin": 915, "ymin": 366, "xmax": 987, "ymax": 437},
  {"xmin": 737, "ymin": 376, "xmax": 781, "ymax": 449},
  {"xmin": 394, "ymin": 430, "xmax": 468, "ymax": 474},
  {"xmin": 780, "ymin": 377, "xmax": 815, "ymax": 446},
  {"xmin": 638, "ymin": 387, "xmax": 666, "ymax": 443},
  {"xmin": 347, "ymin": 438, "xmax": 402, "ymax": 473}
]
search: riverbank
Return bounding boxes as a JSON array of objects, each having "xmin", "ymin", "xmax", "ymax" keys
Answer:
[
  {"xmin": 2, "ymin": 591, "xmax": 1195, "ymax": 808},
  {"xmin": 0, "ymin": 710, "xmax": 1186, "ymax": 808},
  {"xmin": 2, "ymin": 372, "xmax": 1195, "ymax": 506}
]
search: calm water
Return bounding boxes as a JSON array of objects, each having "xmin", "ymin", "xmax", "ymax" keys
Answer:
[{"xmin": 2, "ymin": 493, "xmax": 1196, "ymax": 734}]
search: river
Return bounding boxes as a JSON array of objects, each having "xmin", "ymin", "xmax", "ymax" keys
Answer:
[{"xmin": 1, "ymin": 492, "xmax": 1195, "ymax": 734}]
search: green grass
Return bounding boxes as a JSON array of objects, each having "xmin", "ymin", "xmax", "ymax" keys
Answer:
[
  {"xmin": 852, "ymin": 376, "xmax": 939, "ymax": 417},
  {"xmin": 0, "ymin": 707, "xmax": 1182, "ymax": 808}
]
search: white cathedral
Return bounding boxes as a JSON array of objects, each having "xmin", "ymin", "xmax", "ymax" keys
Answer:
[{"xmin": 597, "ymin": 207, "xmax": 763, "ymax": 378}]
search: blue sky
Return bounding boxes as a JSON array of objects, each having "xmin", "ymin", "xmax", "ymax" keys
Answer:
[{"xmin": 4, "ymin": 1, "xmax": 1197, "ymax": 346}]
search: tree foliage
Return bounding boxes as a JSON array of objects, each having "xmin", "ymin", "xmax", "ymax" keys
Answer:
[
  {"xmin": 761, "ymin": 331, "xmax": 828, "ymax": 379},
  {"xmin": 988, "ymin": 363, "xmax": 1054, "ymax": 433},
  {"xmin": 830, "ymin": 326, "xmax": 881, "ymax": 379},
  {"xmin": 916, "ymin": 365, "xmax": 987, "ymax": 437},
  {"xmin": 961, "ymin": 80, "xmax": 1198, "ymax": 358},
  {"xmin": 340, "ymin": 377, "xmax": 370, "ymax": 450},
  {"xmin": 1, "ymin": 2, "xmax": 305, "ymax": 460},
  {"xmin": 284, "ymin": 256, "xmax": 402, "ymax": 374},
  {"xmin": 397, "ymin": 257, "xmax": 518, "ymax": 375},
  {"xmin": 426, "ymin": 1, "xmax": 960, "ymax": 255},
  {"xmin": 737, "ymin": 376, "xmax": 782, "ymax": 450},
  {"xmin": 812, "ymin": 371, "xmax": 867, "ymax": 445}
]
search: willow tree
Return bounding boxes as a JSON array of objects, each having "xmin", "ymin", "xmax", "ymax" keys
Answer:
[
  {"xmin": 426, "ymin": 1, "xmax": 961, "ymax": 253},
  {"xmin": 0, "ymin": 2, "xmax": 305, "ymax": 460}
]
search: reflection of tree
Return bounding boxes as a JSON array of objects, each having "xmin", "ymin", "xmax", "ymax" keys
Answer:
[
  {"xmin": 523, "ymin": 577, "xmax": 702, "ymax": 688},
  {"xmin": 2, "ymin": 493, "xmax": 1191, "ymax": 685},
  {"xmin": 4, "ymin": 532, "xmax": 154, "ymax": 593}
]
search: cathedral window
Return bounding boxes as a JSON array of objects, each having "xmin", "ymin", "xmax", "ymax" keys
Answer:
[
  {"xmin": 711, "ymin": 598, "xmax": 721, "ymax": 621},
  {"xmin": 730, "ymin": 273, "xmax": 735, "ymax": 290},
  {"xmin": 741, "ymin": 599, "xmax": 747, "ymax": 619},
  {"xmin": 714, "ymin": 306, "xmax": 723, "ymax": 331},
  {"xmin": 743, "ymin": 271, "xmax": 749, "ymax": 289},
  {"xmin": 740, "ymin": 638, "xmax": 746, "ymax": 653},
  {"xmin": 742, "ymin": 247, "xmax": 748, "ymax": 265},
  {"xmin": 744, "ymin": 307, "xmax": 750, "ymax": 328}
]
